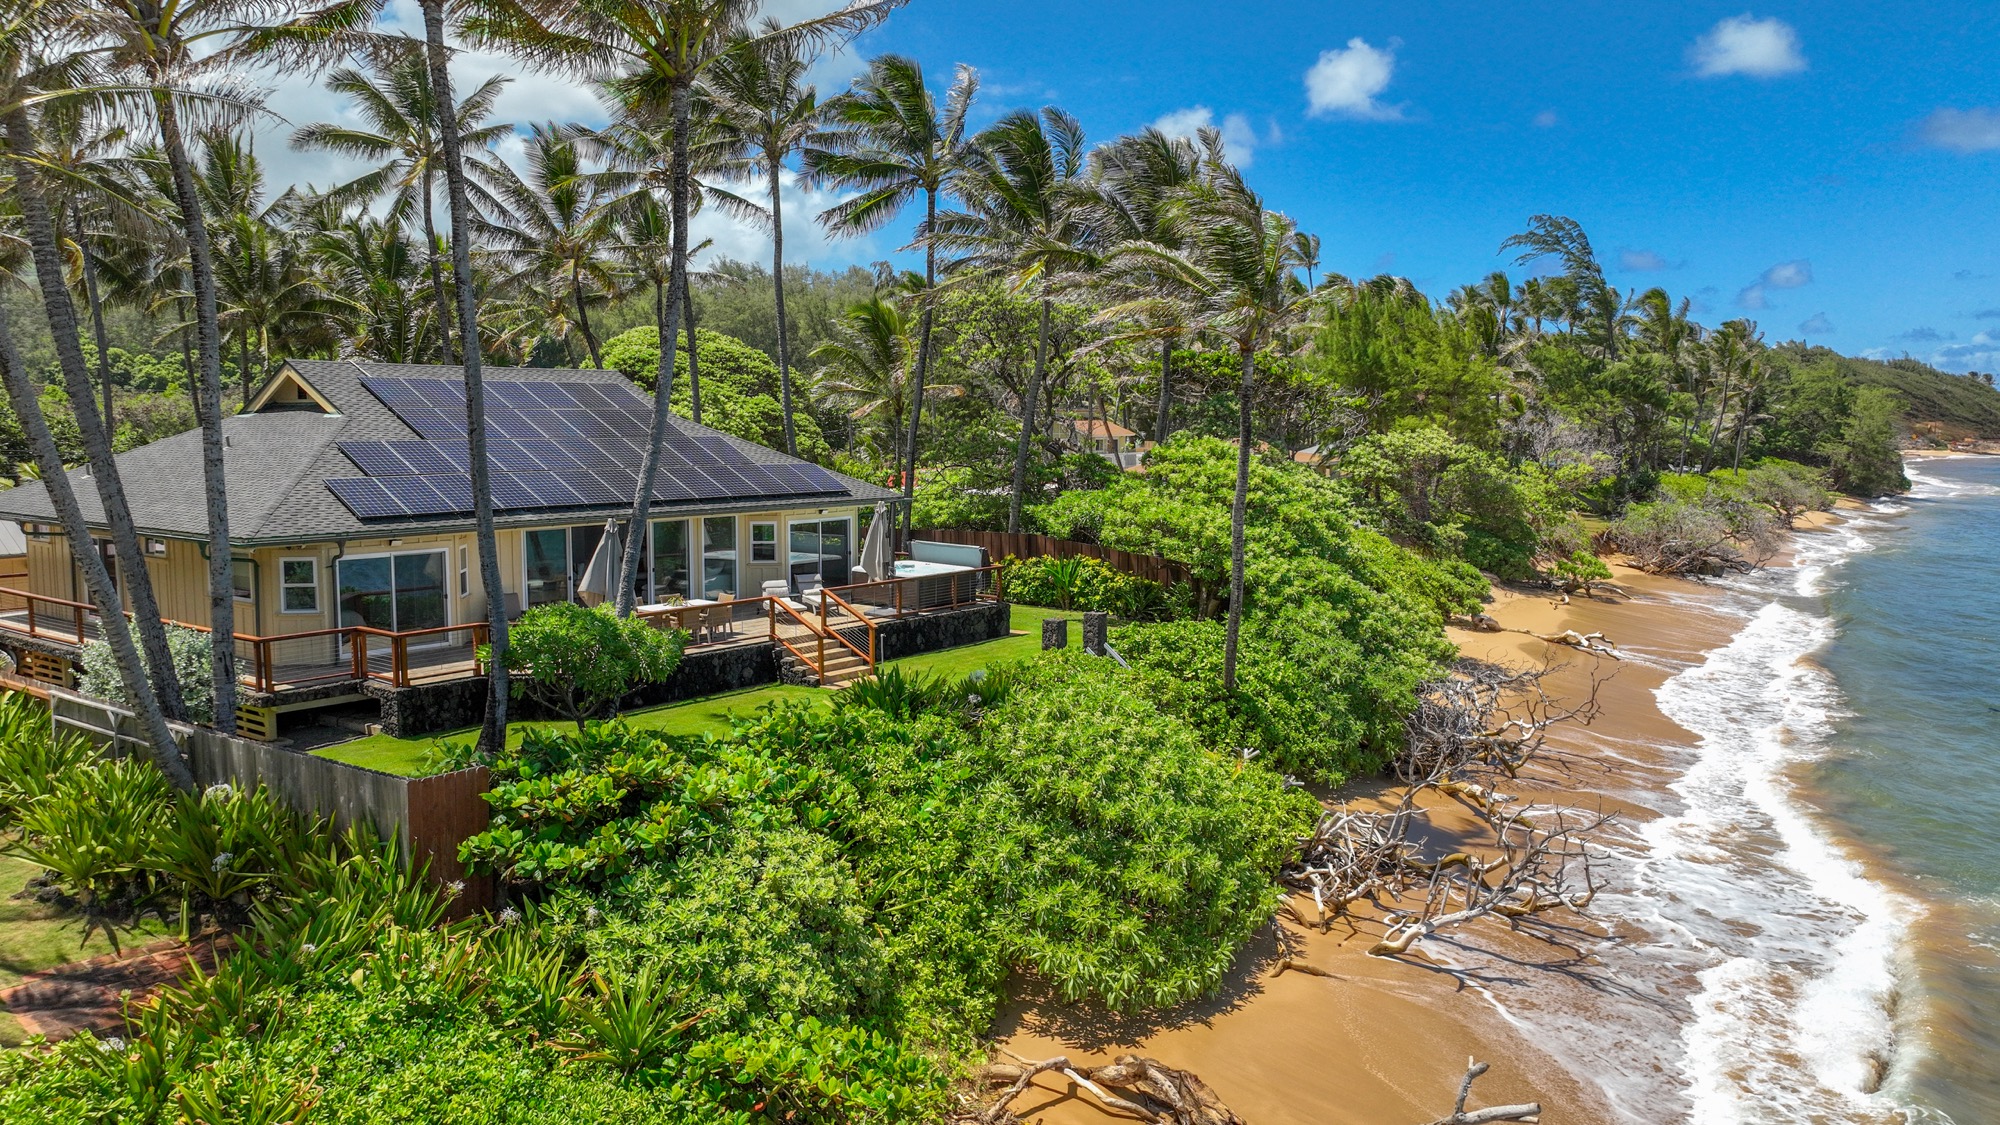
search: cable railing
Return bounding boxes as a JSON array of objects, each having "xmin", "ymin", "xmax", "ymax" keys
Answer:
[{"xmin": 0, "ymin": 570, "xmax": 1006, "ymax": 693}]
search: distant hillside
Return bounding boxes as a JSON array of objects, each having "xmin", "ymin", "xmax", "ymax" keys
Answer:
[{"xmin": 1773, "ymin": 345, "xmax": 2000, "ymax": 441}]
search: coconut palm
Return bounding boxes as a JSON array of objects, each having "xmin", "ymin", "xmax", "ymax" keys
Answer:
[
  {"xmin": 0, "ymin": 0, "xmax": 191, "ymax": 784},
  {"xmin": 469, "ymin": 0, "xmax": 906, "ymax": 617},
  {"xmin": 1, "ymin": 29, "xmax": 195, "ymax": 724},
  {"xmin": 575, "ymin": 97, "xmax": 731, "ymax": 412},
  {"xmin": 812, "ymin": 292, "xmax": 961, "ymax": 459},
  {"xmin": 1084, "ymin": 126, "xmax": 1206, "ymax": 446},
  {"xmin": 929, "ymin": 105, "xmax": 1101, "ymax": 534},
  {"xmin": 704, "ymin": 25, "xmax": 830, "ymax": 456},
  {"xmin": 1100, "ymin": 135, "xmax": 1318, "ymax": 689},
  {"xmin": 290, "ymin": 46, "xmax": 512, "ymax": 363},
  {"xmin": 805, "ymin": 54, "xmax": 977, "ymax": 535},
  {"xmin": 69, "ymin": 0, "xmax": 364, "ymax": 734},
  {"xmin": 305, "ymin": 214, "xmax": 437, "ymax": 361},
  {"xmin": 474, "ymin": 122, "xmax": 621, "ymax": 368},
  {"xmin": 34, "ymin": 101, "xmax": 143, "ymax": 432}
]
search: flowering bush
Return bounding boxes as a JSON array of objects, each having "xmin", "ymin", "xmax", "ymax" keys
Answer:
[{"xmin": 78, "ymin": 620, "xmax": 214, "ymax": 725}]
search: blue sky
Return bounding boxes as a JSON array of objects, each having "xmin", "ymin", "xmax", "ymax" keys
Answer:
[{"xmin": 261, "ymin": 1, "xmax": 2000, "ymax": 371}]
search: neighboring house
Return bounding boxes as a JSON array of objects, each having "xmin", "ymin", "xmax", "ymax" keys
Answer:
[
  {"xmin": 0, "ymin": 361, "xmax": 1002, "ymax": 737},
  {"xmin": 1062, "ymin": 418, "xmax": 1149, "ymax": 471}
]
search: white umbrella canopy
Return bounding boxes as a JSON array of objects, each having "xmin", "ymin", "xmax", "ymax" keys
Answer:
[
  {"xmin": 576, "ymin": 519, "xmax": 623, "ymax": 602},
  {"xmin": 858, "ymin": 502, "xmax": 892, "ymax": 582}
]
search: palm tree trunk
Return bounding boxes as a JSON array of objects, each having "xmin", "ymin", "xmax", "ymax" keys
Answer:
[
  {"xmin": 6, "ymin": 108, "xmax": 189, "ymax": 722},
  {"xmin": 1154, "ymin": 336, "xmax": 1172, "ymax": 445},
  {"xmin": 653, "ymin": 278, "xmax": 673, "ymax": 400},
  {"xmin": 152, "ymin": 91, "xmax": 238, "ymax": 734},
  {"xmin": 0, "ymin": 298, "xmax": 193, "ymax": 789},
  {"xmin": 1223, "ymin": 345, "xmax": 1254, "ymax": 692},
  {"xmin": 613, "ymin": 80, "xmax": 691, "ymax": 618},
  {"xmin": 770, "ymin": 161, "xmax": 797, "ymax": 456},
  {"xmin": 683, "ymin": 274, "xmax": 702, "ymax": 425},
  {"xmin": 901, "ymin": 189, "xmax": 939, "ymax": 543},
  {"xmin": 421, "ymin": 0, "xmax": 508, "ymax": 754},
  {"xmin": 239, "ymin": 325, "xmax": 252, "ymax": 400},
  {"xmin": 1703, "ymin": 368, "xmax": 1733, "ymax": 473},
  {"xmin": 74, "ymin": 212, "xmax": 116, "ymax": 435},
  {"xmin": 422, "ymin": 171, "xmax": 453, "ymax": 363},
  {"xmin": 1007, "ymin": 296, "xmax": 1050, "ymax": 534},
  {"xmin": 572, "ymin": 264, "xmax": 603, "ymax": 368}
]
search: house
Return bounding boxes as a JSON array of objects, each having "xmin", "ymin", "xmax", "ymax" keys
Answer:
[
  {"xmin": 0, "ymin": 361, "xmax": 1005, "ymax": 736},
  {"xmin": 1062, "ymin": 418, "xmax": 1149, "ymax": 471}
]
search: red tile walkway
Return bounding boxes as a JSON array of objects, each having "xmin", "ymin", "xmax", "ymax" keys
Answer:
[{"xmin": 0, "ymin": 935, "xmax": 230, "ymax": 1040}]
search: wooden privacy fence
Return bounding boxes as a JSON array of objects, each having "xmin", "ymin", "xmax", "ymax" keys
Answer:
[
  {"xmin": 914, "ymin": 529, "xmax": 1194, "ymax": 588},
  {"xmin": 47, "ymin": 689, "xmax": 492, "ymax": 917}
]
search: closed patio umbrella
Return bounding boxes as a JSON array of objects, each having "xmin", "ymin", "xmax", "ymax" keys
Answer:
[
  {"xmin": 576, "ymin": 519, "xmax": 622, "ymax": 604},
  {"xmin": 858, "ymin": 502, "xmax": 892, "ymax": 582}
]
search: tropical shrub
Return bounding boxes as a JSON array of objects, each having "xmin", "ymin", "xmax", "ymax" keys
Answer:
[
  {"xmin": 78, "ymin": 620, "xmax": 214, "ymax": 725},
  {"xmin": 494, "ymin": 602, "xmax": 686, "ymax": 731},
  {"xmin": 0, "ymin": 692, "xmax": 94, "ymax": 825},
  {"xmin": 1000, "ymin": 554, "xmax": 1164, "ymax": 616},
  {"xmin": 7, "ymin": 756, "xmax": 173, "ymax": 915}
]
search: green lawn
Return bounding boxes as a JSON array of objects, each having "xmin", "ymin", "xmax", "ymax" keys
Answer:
[
  {"xmin": 311, "ymin": 604, "xmax": 1081, "ymax": 777},
  {"xmin": 0, "ymin": 853, "xmax": 170, "ymax": 1046}
]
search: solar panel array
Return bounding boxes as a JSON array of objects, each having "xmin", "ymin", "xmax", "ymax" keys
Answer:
[{"xmin": 325, "ymin": 376, "xmax": 851, "ymax": 520}]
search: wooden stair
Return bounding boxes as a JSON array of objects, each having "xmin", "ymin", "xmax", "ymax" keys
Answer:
[{"xmin": 816, "ymin": 649, "xmax": 873, "ymax": 688}]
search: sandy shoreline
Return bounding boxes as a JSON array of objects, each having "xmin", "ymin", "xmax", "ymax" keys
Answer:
[{"xmin": 991, "ymin": 559, "xmax": 1769, "ymax": 1123}]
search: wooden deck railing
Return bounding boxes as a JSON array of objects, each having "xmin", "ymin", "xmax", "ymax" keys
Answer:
[{"xmin": 0, "ymin": 571, "xmax": 1004, "ymax": 691}]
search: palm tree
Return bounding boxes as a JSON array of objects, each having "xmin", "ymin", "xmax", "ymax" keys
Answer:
[
  {"xmin": 806, "ymin": 54, "xmax": 977, "ymax": 537},
  {"xmin": 1101, "ymin": 134, "xmax": 1318, "ymax": 689},
  {"xmin": 290, "ymin": 46, "xmax": 512, "ymax": 363},
  {"xmin": 416, "ymin": 0, "xmax": 515, "ymax": 755},
  {"xmin": 574, "ymin": 96, "xmax": 734, "ymax": 420},
  {"xmin": 1085, "ymin": 126, "xmax": 1206, "ymax": 446},
  {"xmin": 474, "ymin": 122, "xmax": 621, "ymax": 368},
  {"xmin": 36, "ymin": 102, "xmax": 140, "ymax": 432},
  {"xmin": 812, "ymin": 292, "xmax": 960, "ymax": 458},
  {"xmin": 471, "ymin": 0, "xmax": 906, "ymax": 617},
  {"xmin": 929, "ymin": 105, "xmax": 1100, "ymax": 534},
  {"xmin": 1, "ymin": 34, "xmax": 193, "ymax": 723},
  {"xmin": 704, "ymin": 25, "xmax": 830, "ymax": 456},
  {"xmin": 71, "ymin": 0, "xmax": 368, "ymax": 733},
  {"xmin": 304, "ymin": 213, "xmax": 436, "ymax": 361},
  {"xmin": 0, "ymin": 1, "xmax": 191, "ymax": 785}
]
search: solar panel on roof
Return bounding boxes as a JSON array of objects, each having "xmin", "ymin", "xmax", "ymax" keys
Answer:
[{"xmin": 330, "ymin": 374, "xmax": 858, "ymax": 520}]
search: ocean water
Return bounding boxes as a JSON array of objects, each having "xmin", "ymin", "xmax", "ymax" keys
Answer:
[{"xmin": 1622, "ymin": 455, "xmax": 2000, "ymax": 1124}]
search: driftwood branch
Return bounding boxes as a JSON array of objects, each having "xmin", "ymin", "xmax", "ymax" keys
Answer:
[
  {"xmin": 1417, "ymin": 1059, "xmax": 1541, "ymax": 1124},
  {"xmin": 961, "ymin": 1054, "xmax": 1245, "ymax": 1125}
]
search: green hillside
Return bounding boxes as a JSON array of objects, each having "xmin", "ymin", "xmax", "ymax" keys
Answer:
[{"xmin": 1771, "ymin": 346, "xmax": 2000, "ymax": 440}]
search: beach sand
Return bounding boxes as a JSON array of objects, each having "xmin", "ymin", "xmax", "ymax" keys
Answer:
[{"xmin": 988, "ymin": 561, "xmax": 1759, "ymax": 1124}]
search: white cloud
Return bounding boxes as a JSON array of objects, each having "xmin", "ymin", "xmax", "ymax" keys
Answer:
[
  {"xmin": 1917, "ymin": 107, "xmax": 2000, "ymax": 153},
  {"xmin": 1304, "ymin": 37, "xmax": 1403, "ymax": 121},
  {"xmin": 1532, "ymin": 109, "xmax": 1559, "ymax": 128},
  {"xmin": 1921, "ymin": 331, "xmax": 2000, "ymax": 373},
  {"xmin": 1797, "ymin": 312, "xmax": 1833, "ymax": 336},
  {"xmin": 1689, "ymin": 14, "xmax": 1807, "ymax": 78},
  {"xmin": 1151, "ymin": 106, "xmax": 1259, "ymax": 166},
  {"xmin": 1619, "ymin": 249, "xmax": 1673, "ymax": 271},
  {"xmin": 1737, "ymin": 258, "xmax": 1812, "ymax": 309}
]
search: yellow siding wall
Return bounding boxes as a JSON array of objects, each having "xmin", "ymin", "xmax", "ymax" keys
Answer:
[{"xmin": 17, "ymin": 503, "xmax": 868, "ymax": 636}]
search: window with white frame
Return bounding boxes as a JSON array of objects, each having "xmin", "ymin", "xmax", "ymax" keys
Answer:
[
  {"xmin": 279, "ymin": 557, "xmax": 319, "ymax": 614},
  {"xmin": 749, "ymin": 521, "xmax": 777, "ymax": 563},
  {"xmin": 458, "ymin": 546, "xmax": 469, "ymax": 598}
]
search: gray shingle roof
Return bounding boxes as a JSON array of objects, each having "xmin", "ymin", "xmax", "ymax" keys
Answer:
[{"xmin": 0, "ymin": 360, "xmax": 901, "ymax": 544}]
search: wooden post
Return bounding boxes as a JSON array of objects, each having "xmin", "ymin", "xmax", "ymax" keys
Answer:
[
  {"xmin": 25, "ymin": 598, "xmax": 35, "ymax": 637},
  {"xmin": 350, "ymin": 631, "xmax": 366, "ymax": 680}
]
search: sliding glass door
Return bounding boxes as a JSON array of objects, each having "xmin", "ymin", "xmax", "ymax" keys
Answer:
[
  {"xmin": 650, "ymin": 520, "xmax": 692, "ymax": 601},
  {"xmin": 788, "ymin": 517, "xmax": 852, "ymax": 587},
  {"xmin": 336, "ymin": 551, "xmax": 448, "ymax": 633}
]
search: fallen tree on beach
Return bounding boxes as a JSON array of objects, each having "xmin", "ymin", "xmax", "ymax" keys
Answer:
[
  {"xmin": 961, "ymin": 1053, "xmax": 1245, "ymax": 1125},
  {"xmin": 1280, "ymin": 660, "xmax": 1612, "ymax": 957}
]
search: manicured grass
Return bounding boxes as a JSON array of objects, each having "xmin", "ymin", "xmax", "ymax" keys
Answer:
[
  {"xmin": 311, "ymin": 605, "xmax": 1079, "ymax": 778},
  {"xmin": 881, "ymin": 603, "xmax": 1080, "ymax": 680},
  {"xmin": 0, "ymin": 853, "xmax": 170, "ymax": 1046},
  {"xmin": 312, "ymin": 683, "xmax": 827, "ymax": 778}
]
